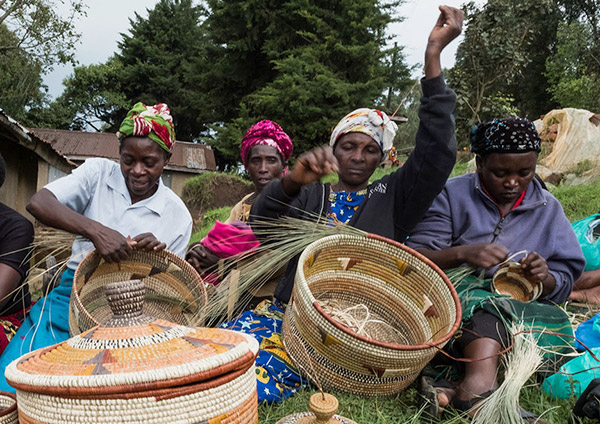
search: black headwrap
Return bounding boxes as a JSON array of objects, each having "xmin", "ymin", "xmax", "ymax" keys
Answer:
[{"xmin": 470, "ymin": 117, "xmax": 541, "ymax": 155}]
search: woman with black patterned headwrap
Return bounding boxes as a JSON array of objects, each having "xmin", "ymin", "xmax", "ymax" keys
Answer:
[{"xmin": 408, "ymin": 117, "xmax": 585, "ymax": 422}]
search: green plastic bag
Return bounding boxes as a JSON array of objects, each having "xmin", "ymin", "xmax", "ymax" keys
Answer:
[{"xmin": 572, "ymin": 213, "xmax": 600, "ymax": 271}]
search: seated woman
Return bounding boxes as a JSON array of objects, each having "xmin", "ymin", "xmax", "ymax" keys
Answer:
[
  {"xmin": 0, "ymin": 102, "xmax": 193, "ymax": 393},
  {"xmin": 0, "ymin": 153, "xmax": 34, "ymax": 354},
  {"xmin": 186, "ymin": 120, "xmax": 292, "ymax": 298},
  {"xmin": 407, "ymin": 117, "xmax": 585, "ymax": 421},
  {"xmin": 222, "ymin": 5, "xmax": 463, "ymax": 403}
]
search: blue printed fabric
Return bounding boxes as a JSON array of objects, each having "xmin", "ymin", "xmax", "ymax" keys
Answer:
[
  {"xmin": 220, "ymin": 300, "xmax": 305, "ymax": 403},
  {"xmin": 328, "ymin": 189, "xmax": 366, "ymax": 224},
  {"xmin": 0, "ymin": 268, "xmax": 74, "ymax": 393}
]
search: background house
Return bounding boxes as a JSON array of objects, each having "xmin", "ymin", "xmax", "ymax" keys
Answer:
[{"xmin": 0, "ymin": 109, "xmax": 216, "ymax": 221}]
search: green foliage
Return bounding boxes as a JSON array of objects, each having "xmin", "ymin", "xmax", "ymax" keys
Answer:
[
  {"xmin": 189, "ymin": 206, "xmax": 233, "ymax": 245},
  {"xmin": 181, "ymin": 171, "xmax": 252, "ymax": 217},
  {"xmin": 545, "ymin": 20, "xmax": 600, "ymax": 112},
  {"xmin": 448, "ymin": 0, "xmax": 555, "ymax": 145},
  {"xmin": 551, "ymin": 181, "xmax": 600, "ymax": 222},
  {"xmin": 47, "ymin": 56, "xmax": 129, "ymax": 131},
  {"xmin": 0, "ymin": 0, "xmax": 85, "ymax": 68},
  {"xmin": 0, "ymin": 24, "xmax": 45, "ymax": 121},
  {"xmin": 200, "ymin": 0, "xmax": 410, "ymax": 166}
]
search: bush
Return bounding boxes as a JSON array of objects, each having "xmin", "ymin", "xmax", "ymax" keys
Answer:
[
  {"xmin": 181, "ymin": 172, "xmax": 252, "ymax": 221},
  {"xmin": 189, "ymin": 206, "xmax": 233, "ymax": 245}
]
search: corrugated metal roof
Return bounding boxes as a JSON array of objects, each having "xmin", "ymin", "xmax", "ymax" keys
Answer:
[{"xmin": 30, "ymin": 128, "xmax": 216, "ymax": 172}]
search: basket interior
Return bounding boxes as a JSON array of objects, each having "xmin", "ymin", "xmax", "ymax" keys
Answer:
[
  {"xmin": 301, "ymin": 237, "xmax": 457, "ymax": 346},
  {"xmin": 74, "ymin": 250, "xmax": 205, "ymax": 330}
]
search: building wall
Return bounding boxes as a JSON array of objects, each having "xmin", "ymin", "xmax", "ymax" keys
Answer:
[
  {"xmin": 0, "ymin": 143, "xmax": 39, "ymax": 220},
  {"xmin": 169, "ymin": 170, "xmax": 203, "ymax": 198}
]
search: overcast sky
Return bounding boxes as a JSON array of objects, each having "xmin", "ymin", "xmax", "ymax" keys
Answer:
[{"xmin": 43, "ymin": 0, "xmax": 481, "ymax": 99}]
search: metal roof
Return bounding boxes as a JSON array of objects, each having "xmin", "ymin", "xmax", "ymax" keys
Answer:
[{"xmin": 30, "ymin": 128, "xmax": 216, "ymax": 173}]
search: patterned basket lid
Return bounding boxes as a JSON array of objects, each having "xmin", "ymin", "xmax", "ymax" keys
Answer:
[{"xmin": 6, "ymin": 279, "xmax": 258, "ymax": 396}]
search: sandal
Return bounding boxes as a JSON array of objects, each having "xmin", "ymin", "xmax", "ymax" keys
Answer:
[{"xmin": 418, "ymin": 375, "xmax": 456, "ymax": 421}]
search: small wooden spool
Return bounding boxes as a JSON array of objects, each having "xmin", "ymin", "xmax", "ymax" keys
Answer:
[{"xmin": 275, "ymin": 393, "xmax": 357, "ymax": 424}]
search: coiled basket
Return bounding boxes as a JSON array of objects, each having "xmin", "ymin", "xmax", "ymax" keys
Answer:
[
  {"xmin": 7, "ymin": 279, "xmax": 258, "ymax": 424},
  {"xmin": 69, "ymin": 249, "xmax": 208, "ymax": 335},
  {"xmin": 0, "ymin": 392, "xmax": 17, "ymax": 424},
  {"xmin": 282, "ymin": 233, "xmax": 461, "ymax": 396}
]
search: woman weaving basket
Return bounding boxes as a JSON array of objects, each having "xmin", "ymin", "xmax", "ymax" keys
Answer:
[
  {"xmin": 220, "ymin": 5, "xmax": 464, "ymax": 403},
  {"xmin": 0, "ymin": 103, "xmax": 193, "ymax": 393},
  {"xmin": 407, "ymin": 118, "xmax": 585, "ymax": 422}
]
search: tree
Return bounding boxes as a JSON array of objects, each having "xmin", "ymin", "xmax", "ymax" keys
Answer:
[
  {"xmin": 0, "ymin": 0, "xmax": 85, "ymax": 68},
  {"xmin": 50, "ymin": 56, "xmax": 128, "ymax": 131},
  {"xmin": 201, "ymin": 0, "xmax": 410, "ymax": 166},
  {"xmin": 116, "ymin": 0, "xmax": 209, "ymax": 141},
  {"xmin": 545, "ymin": 2, "xmax": 600, "ymax": 112},
  {"xmin": 448, "ymin": 0, "xmax": 555, "ymax": 145},
  {"xmin": 0, "ymin": 24, "xmax": 45, "ymax": 121}
]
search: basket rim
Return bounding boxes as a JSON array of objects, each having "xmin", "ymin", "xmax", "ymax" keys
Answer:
[
  {"xmin": 71, "ymin": 248, "xmax": 208, "ymax": 329},
  {"xmin": 295, "ymin": 232, "xmax": 462, "ymax": 351},
  {"xmin": 0, "ymin": 391, "xmax": 16, "ymax": 417}
]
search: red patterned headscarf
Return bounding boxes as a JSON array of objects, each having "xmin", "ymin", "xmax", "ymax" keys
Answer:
[
  {"xmin": 117, "ymin": 102, "xmax": 176, "ymax": 152},
  {"xmin": 240, "ymin": 120, "xmax": 293, "ymax": 168}
]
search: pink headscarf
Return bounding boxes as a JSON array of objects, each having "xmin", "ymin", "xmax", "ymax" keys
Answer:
[{"xmin": 240, "ymin": 120, "xmax": 293, "ymax": 168}]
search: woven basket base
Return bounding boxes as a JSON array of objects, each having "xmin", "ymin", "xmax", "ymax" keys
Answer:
[
  {"xmin": 276, "ymin": 412, "xmax": 357, "ymax": 424},
  {"xmin": 0, "ymin": 392, "xmax": 17, "ymax": 424},
  {"xmin": 15, "ymin": 367, "xmax": 258, "ymax": 423}
]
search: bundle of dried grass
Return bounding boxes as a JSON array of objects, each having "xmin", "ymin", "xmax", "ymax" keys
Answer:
[
  {"xmin": 193, "ymin": 214, "xmax": 367, "ymax": 327},
  {"xmin": 472, "ymin": 322, "xmax": 544, "ymax": 424}
]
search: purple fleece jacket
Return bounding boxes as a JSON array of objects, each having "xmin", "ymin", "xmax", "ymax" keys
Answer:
[{"xmin": 407, "ymin": 172, "xmax": 585, "ymax": 304}]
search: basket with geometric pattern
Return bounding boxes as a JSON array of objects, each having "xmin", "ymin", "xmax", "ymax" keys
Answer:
[
  {"xmin": 282, "ymin": 233, "xmax": 461, "ymax": 396},
  {"xmin": 0, "ymin": 392, "xmax": 17, "ymax": 424},
  {"xmin": 69, "ymin": 249, "xmax": 208, "ymax": 335},
  {"xmin": 7, "ymin": 279, "xmax": 258, "ymax": 424}
]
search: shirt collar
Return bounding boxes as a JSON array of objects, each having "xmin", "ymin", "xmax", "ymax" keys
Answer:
[{"xmin": 106, "ymin": 164, "xmax": 166, "ymax": 216}]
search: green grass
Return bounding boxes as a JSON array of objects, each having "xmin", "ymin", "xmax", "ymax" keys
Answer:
[
  {"xmin": 258, "ymin": 385, "xmax": 583, "ymax": 423},
  {"xmin": 551, "ymin": 181, "xmax": 600, "ymax": 222},
  {"xmin": 188, "ymin": 206, "xmax": 233, "ymax": 245}
]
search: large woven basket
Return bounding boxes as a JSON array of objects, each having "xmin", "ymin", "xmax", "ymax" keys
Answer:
[
  {"xmin": 69, "ymin": 249, "xmax": 208, "ymax": 335},
  {"xmin": 282, "ymin": 233, "xmax": 461, "ymax": 396},
  {"xmin": 0, "ymin": 392, "xmax": 17, "ymax": 424},
  {"xmin": 7, "ymin": 279, "xmax": 258, "ymax": 424}
]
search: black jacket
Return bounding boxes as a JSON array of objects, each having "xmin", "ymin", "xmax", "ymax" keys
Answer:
[{"xmin": 251, "ymin": 74, "xmax": 457, "ymax": 302}]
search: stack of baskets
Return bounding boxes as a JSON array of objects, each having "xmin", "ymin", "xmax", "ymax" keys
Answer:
[
  {"xmin": 7, "ymin": 279, "xmax": 258, "ymax": 423},
  {"xmin": 69, "ymin": 249, "xmax": 207, "ymax": 335},
  {"xmin": 0, "ymin": 392, "xmax": 17, "ymax": 424},
  {"xmin": 282, "ymin": 234, "xmax": 461, "ymax": 396}
]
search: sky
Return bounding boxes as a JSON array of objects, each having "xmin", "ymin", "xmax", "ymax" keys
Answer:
[{"xmin": 43, "ymin": 0, "xmax": 481, "ymax": 99}]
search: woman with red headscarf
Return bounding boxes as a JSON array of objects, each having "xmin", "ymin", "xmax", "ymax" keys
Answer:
[{"xmin": 186, "ymin": 120, "xmax": 293, "ymax": 293}]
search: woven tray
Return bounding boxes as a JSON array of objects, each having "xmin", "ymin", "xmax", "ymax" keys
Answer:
[
  {"xmin": 0, "ymin": 392, "xmax": 17, "ymax": 424},
  {"xmin": 282, "ymin": 234, "xmax": 461, "ymax": 396},
  {"xmin": 8, "ymin": 279, "xmax": 258, "ymax": 423},
  {"xmin": 69, "ymin": 249, "xmax": 208, "ymax": 335}
]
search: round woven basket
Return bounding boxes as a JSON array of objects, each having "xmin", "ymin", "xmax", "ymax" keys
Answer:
[
  {"xmin": 0, "ymin": 392, "xmax": 17, "ymax": 424},
  {"xmin": 69, "ymin": 249, "xmax": 208, "ymax": 335},
  {"xmin": 282, "ymin": 233, "xmax": 461, "ymax": 396},
  {"xmin": 8, "ymin": 279, "xmax": 258, "ymax": 424}
]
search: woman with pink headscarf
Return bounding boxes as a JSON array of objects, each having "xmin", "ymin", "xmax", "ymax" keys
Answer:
[{"xmin": 186, "ymin": 120, "xmax": 293, "ymax": 292}]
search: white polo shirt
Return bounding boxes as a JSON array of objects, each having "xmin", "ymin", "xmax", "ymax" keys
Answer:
[{"xmin": 45, "ymin": 158, "xmax": 192, "ymax": 270}]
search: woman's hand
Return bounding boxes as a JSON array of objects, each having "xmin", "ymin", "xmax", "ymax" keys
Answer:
[
  {"xmin": 424, "ymin": 5, "xmax": 464, "ymax": 79},
  {"xmin": 132, "ymin": 233, "xmax": 167, "ymax": 252},
  {"xmin": 186, "ymin": 244, "xmax": 220, "ymax": 273},
  {"xmin": 88, "ymin": 223, "xmax": 134, "ymax": 263},
  {"xmin": 460, "ymin": 243, "xmax": 508, "ymax": 269},
  {"xmin": 282, "ymin": 146, "xmax": 339, "ymax": 196},
  {"xmin": 427, "ymin": 5, "xmax": 464, "ymax": 53},
  {"xmin": 520, "ymin": 252, "xmax": 556, "ymax": 295}
]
